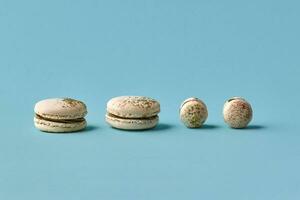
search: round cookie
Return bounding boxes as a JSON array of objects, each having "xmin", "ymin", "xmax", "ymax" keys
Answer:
[
  {"xmin": 223, "ymin": 97, "xmax": 253, "ymax": 128},
  {"xmin": 34, "ymin": 98, "xmax": 88, "ymax": 133},
  {"xmin": 180, "ymin": 97, "xmax": 208, "ymax": 128}
]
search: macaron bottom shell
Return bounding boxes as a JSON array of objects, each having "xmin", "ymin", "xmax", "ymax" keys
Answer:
[
  {"xmin": 105, "ymin": 113, "xmax": 159, "ymax": 130},
  {"xmin": 34, "ymin": 116, "xmax": 87, "ymax": 133}
]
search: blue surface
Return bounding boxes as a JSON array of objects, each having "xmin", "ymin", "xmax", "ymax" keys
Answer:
[{"xmin": 1, "ymin": 0, "xmax": 300, "ymax": 199}]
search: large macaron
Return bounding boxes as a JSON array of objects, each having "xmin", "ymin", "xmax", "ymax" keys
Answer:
[
  {"xmin": 106, "ymin": 96, "xmax": 160, "ymax": 130},
  {"xmin": 34, "ymin": 98, "xmax": 88, "ymax": 133}
]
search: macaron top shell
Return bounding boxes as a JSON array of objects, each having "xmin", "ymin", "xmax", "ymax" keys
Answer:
[
  {"xmin": 107, "ymin": 96, "xmax": 160, "ymax": 118},
  {"xmin": 34, "ymin": 98, "xmax": 87, "ymax": 120}
]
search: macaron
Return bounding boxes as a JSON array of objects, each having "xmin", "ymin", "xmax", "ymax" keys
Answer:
[
  {"xmin": 223, "ymin": 97, "xmax": 253, "ymax": 128},
  {"xmin": 34, "ymin": 98, "xmax": 88, "ymax": 133},
  {"xmin": 180, "ymin": 97, "xmax": 208, "ymax": 128},
  {"xmin": 106, "ymin": 96, "xmax": 160, "ymax": 130}
]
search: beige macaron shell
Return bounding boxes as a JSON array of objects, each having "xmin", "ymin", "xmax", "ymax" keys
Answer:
[
  {"xmin": 223, "ymin": 97, "xmax": 253, "ymax": 128},
  {"xmin": 107, "ymin": 96, "xmax": 160, "ymax": 118},
  {"xmin": 105, "ymin": 113, "xmax": 159, "ymax": 130},
  {"xmin": 34, "ymin": 98, "xmax": 87, "ymax": 120},
  {"xmin": 34, "ymin": 116, "xmax": 87, "ymax": 133}
]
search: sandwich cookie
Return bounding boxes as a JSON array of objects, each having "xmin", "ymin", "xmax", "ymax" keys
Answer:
[
  {"xmin": 34, "ymin": 98, "xmax": 88, "ymax": 133},
  {"xmin": 106, "ymin": 96, "xmax": 160, "ymax": 130}
]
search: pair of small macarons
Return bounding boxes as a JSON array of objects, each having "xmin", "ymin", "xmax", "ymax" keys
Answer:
[
  {"xmin": 179, "ymin": 97, "xmax": 253, "ymax": 129},
  {"xmin": 33, "ymin": 96, "xmax": 253, "ymax": 133},
  {"xmin": 34, "ymin": 96, "xmax": 161, "ymax": 133}
]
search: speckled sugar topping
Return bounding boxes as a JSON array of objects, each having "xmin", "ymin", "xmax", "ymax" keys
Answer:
[
  {"xmin": 62, "ymin": 98, "xmax": 86, "ymax": 109},
  {"xmin": 118, "ymin": 96, "xmax": 158, "ymax": 109}
]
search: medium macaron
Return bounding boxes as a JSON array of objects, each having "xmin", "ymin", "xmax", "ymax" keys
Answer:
[
  {"xmin": 106, "ymin": 96, "xmax": 160, "ymax": 130},
  {"xmin": 34, "ymin": 98, "xmax": 88, "ymax": 133}
]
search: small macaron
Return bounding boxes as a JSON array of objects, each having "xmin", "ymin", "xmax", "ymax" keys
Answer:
[
  {"xmin": 180, "ymin": 97, "xmax": 208, "ymax": 128},
  {"xmin": 106, "ymin": 96, "xmax": 160, "ymax": 130},
  {"xmin": 223, "ymin": 97, "xmax": 252, "ymax": 128},
  {"xmin": 34, "ymin": 98, "xmax": 88, "ymax": 133}
]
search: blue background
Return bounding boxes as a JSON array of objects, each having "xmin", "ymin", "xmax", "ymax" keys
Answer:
[{"xmin": 0, "ymin": 0, "xmax": 299, "ymax": 199}]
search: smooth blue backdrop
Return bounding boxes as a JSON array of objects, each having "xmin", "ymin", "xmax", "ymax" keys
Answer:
[{"xmin": 0, "ymin": 0, "xmax": 299, "ymax": 199}]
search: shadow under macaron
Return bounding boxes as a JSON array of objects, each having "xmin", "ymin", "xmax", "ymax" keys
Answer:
[
  {"xmin": 199, "ymin": 124, "xmax": 220, "ymax": 129},
  {"xmin": 83, "ymin": 125, "xmax": 101, "ymax": 132},
  {"xmin": 180, "ymin": 124, "xmax": 220, "ymax": 130},
  {"xmin": 231, "ymin": 125, "xmax": 266, "ymax": 130}
]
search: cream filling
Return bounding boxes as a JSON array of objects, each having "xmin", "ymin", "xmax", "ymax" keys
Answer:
[
  {"xmin": 35, "ymin": 114, "xmax": 85, "ymax": 123},
  {"xmin": 107, "ymin": 113, "xmax": 157, "ymax": 120}
]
